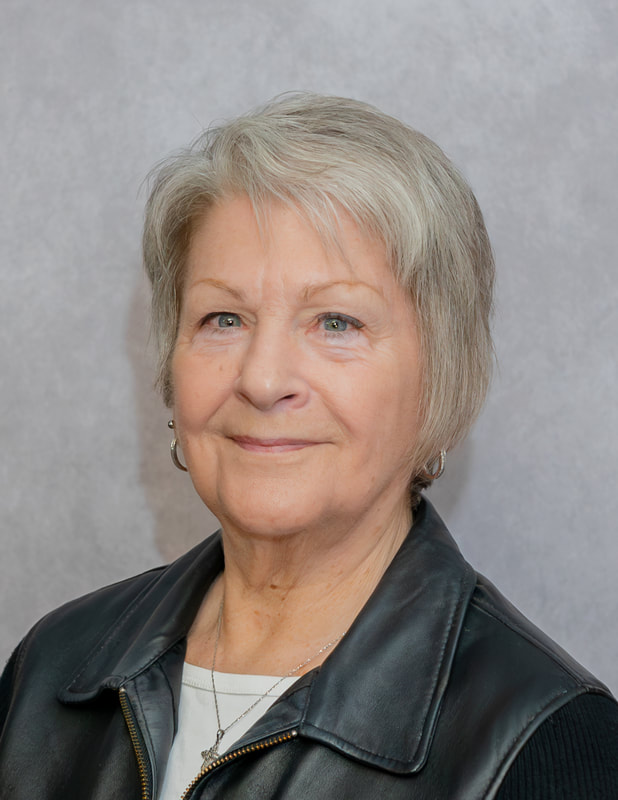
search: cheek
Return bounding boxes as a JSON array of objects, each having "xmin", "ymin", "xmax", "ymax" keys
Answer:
[
  {"xmin": 171, "ymin": 350, "xmax": 226, "ymax": 429},
  {"xmin": 364, "ymin": 361, "xmax": 422, "ymax": 446},
  {"xmin": 322, "ymin": 360, "xmax": 418, "ymax": 447}
]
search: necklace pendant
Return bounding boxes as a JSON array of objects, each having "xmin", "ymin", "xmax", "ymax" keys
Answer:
[
  {"xmin": 200, "ymin": 744, "xmax": 220, "ymax": 770},
  {"xmin": 200, "ymin": 728, "xmax": 225, "ymax": 770}
]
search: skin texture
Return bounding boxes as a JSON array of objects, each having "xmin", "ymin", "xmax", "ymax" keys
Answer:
[{"xmin": 173, "ymin": 195, "xmax": 424, "ymax": 674}]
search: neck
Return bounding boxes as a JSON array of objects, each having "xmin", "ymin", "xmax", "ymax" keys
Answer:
[{"xmin": 186, "ymin": 497, "xmax": 412, "ymax": 675}]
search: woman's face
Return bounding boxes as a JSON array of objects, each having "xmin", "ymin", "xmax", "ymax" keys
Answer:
[{"xmin": 172, "ymin": 195, "xmax": 423, "ymax": 541}]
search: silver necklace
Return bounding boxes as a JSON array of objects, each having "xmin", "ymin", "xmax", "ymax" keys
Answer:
[{"xmin": 200, "ymin": 598, "xmax": 345, "ymax": 770}]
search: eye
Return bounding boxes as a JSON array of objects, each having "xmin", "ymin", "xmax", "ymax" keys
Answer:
[
  {"xmin": 318, "ymin": 313, "xmax": 363, "ymax": 334},
  {"xmin": 202, "ymin": 312, "xmax": 242, "ymax": 328},
  {"xmin": 323, "ymin": 317, "xmax": 347, "ymax": 332}
]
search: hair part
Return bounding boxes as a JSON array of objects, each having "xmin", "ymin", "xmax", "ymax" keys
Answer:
[{"xmin": 143, "ymin": 92, "xmax": 494, "ymax": 494}]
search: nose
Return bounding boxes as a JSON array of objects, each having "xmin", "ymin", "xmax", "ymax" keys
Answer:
[{"xmin": 234, "ymin": 323, "xmax": 309, "ymax": 411}]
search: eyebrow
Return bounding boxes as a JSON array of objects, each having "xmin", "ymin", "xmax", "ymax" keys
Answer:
[
  {"xmin": 188, "ymin": 277, "xmax": 385, "ymax": 302},
  {"xmin": 188, "ymin": 278, "xmax": 246, "ymax": 301},
  {"xmin": 301, "ymin": 280, "xmax": 385, "ymax": 301}
]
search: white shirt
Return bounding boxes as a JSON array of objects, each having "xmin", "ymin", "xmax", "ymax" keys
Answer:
[{"xmin": 158, "ymin": 662, "xmax": 298, "ymax": 800}]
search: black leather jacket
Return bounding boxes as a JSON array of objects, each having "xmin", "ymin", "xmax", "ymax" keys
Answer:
[{"xmin": 0, "ymin": 500, "xmax": 613, "ymax": 799}]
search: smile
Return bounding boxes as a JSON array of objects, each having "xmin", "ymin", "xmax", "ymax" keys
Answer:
[{"xmin": 230, "ymin": 436, "xmax": 320, "ymax": 453}]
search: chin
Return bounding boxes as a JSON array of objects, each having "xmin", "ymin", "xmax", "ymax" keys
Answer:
[{"xmin": 204, "ymin": 478, "xmax": 337, "ymax": 540}]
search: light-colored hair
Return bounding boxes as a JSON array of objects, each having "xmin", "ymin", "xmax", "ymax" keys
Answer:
[{"xmin": 143, "ymin": 92, "xmax": 494, "ymax": 493}]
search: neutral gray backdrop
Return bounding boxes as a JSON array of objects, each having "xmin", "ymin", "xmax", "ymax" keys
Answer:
[{"xmin": 2, "ymin": 0, "xmax": 617, "ymax": 690}]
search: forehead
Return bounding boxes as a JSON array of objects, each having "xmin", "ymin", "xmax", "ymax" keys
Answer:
[{"xmin": 184, "ymin": 194, "xmax": 398, "ymax": 298}]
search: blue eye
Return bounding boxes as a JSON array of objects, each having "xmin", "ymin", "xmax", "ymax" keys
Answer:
[
  {"xmin": 318, "ymin": 313, "xmax": 363, "ymax": 334},
  {"xmin": 203, "ymin": 312, "xmax": 242, "ymax": 328},
  {"xmin": 323, "ymin": 316, "xmax": 348, "ymax": 332},
  {"xmin": 218, "ymin": 313, "xmax": 241, "ymax": 328}
]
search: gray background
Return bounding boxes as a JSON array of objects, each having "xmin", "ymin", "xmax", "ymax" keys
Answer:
[{"xmin": 2, "ymin": 0, "xmax": 617, "ymax": 689}]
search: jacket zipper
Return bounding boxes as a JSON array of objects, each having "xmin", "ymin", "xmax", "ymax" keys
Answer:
[
  {"xmin": 180, "ymin": 729, "xmax": 298, "ymax": 800},
  {"xmin": 119, "ymin": 687, "xmax": 153, "ymax": 800}
]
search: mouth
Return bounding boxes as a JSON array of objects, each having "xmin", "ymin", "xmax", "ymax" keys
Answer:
[{"xmin": 230, "ymin": 436, "xmax": 320, "ymax": 453}]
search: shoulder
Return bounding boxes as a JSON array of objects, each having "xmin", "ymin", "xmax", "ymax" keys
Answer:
[
  {"xmin": 2, "ymin": 529, "xmax": 223, "ymax": 701},
  {"xmin": 10, "ymin": 527, "xmax": 223, "ymax": 665},
  {"xmin": 2, "ymin": 564, "xmax": 167, "ymax": 697},
  {"xmin": 438, "ymin": 569, "xmax": 617, "ymax": 795},
  {"xmin": 467, "ymin": 572, "xmax": 608, "ymax": 693}
]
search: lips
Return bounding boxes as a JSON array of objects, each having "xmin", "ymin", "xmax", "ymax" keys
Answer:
[{"xmin": 230, "ymin": 436, "xmax": 319, "ymax": 453}]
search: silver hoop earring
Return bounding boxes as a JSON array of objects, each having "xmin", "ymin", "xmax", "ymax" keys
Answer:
[
  {"xmin": 425, "ymin": 450, "xmax": 446, "ymax": 481},
  {"xmin": 168, "ymin": 420, "xmax": 188, "ymax": 472}
]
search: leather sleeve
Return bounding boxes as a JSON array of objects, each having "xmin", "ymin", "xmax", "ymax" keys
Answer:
[
  {"xmin": 496, "ymin": 693, "xmax": 618, "ymax": 799},
  {"xmin": 0, "ymin": 644, "xmax": 22, "ymax": 735}
]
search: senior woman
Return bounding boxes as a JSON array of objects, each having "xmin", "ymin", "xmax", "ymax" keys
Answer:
[{"xmin": 1, "ymin": 94, "xmax": 617, "ymax": 800}]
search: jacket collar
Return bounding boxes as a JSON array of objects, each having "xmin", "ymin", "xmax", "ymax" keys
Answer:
[
  {"xmin": 299, "ymin": 499, "xmax": 476, "ymax": 772},
  {"xmin": 59, "ymin": 534, "xmax": 225, "ymax": 699},
  {"xmin": 60, "ymin": 499, "xmax": 475, "ymax": 774}
]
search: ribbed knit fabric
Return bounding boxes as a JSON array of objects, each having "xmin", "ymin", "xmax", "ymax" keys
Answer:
[{"xmin": 496, "ymin": 693, "xmax": 618, "ymax": 799}]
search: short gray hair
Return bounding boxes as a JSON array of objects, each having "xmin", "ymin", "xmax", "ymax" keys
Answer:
[{"xmin": 143, "ymin": 92, "xmax": 494, "ymax": 492}]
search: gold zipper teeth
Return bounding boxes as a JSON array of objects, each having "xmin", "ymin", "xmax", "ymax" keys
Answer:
[
  {"xmin": 119, "ymin": 687, "xmax": 151, "ymax": 800},
  {"xmin": 181, "ymin": 730, "xmax": 299, "ymax": 799}
]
